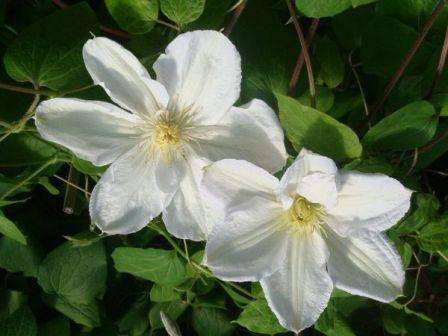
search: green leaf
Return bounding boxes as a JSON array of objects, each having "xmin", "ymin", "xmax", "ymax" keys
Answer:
[
  {"xmin": 360, "ymin": 16, "xmax": 433, "ymax": 78},
  {"xmin": 0, "ymin": 305, "xmax": 37, "ymax": 336},
  {"xmin": 148, "ymin": 300, "xmax": 188, "ymax": 330},
  {"xmin": 0, "ymin": 237, "xmax": 41, "ymax": 277},
  {"xmin": 118, "ymin": 300, "xmax": 149, "ymax": 336},
  {"xmin": 363, "ymin": 101, "xmax": 437, "ymax": 151},
  {"xmin": 38, "ymin": 317, "xmax": 70, "ymax": 336},
  {"xmin": 0, "ymin": 210, "xmax": 26, "ymax": 245},
  {"xmin": 398, "ymin": 193, "xmax": 440, "ymax": 233},
  {"xmin": 296, "ymin": 0, "xmax": 377, "ymax": 18},
  {"xmin": 42, "ymin": 296, "xmax": 101, "ymax": 328},
  {"xmin": 0, "ymin": 133, "xmax": 59, "ymax": 168},
  {"xmin": 315, "ymin": 37, "xmax": 345, "ymax": 88},
  {"xmin": 419, "ymin": 214, "xmax": 448, "ymax": 253},
  {"xmin": 277, "ymin": 93, "xmax": 362, "ymax": 161},
  {"xmin": 112, "ymin": 247, "xmax": 187, "ymax": 286},
  {"xmin": 3, "ymin": 2, "xmax": 99, "ymax": 91},
  {"xmin": 150, "ymin": 284, "xmax": 181, "ymax": 303},
  {"xmin": 233, "ymin": 1, "xmax": 297, "ymax": 106},
  {"xmin": 192, "ymin": 306, "xmax": 235, "ymax": 336},
  {"xmin": 297, "ymin": 86, "xmax": 335, "ymax": 113},
  {"xmin": 160, "ymin": 0, "xmax": 205, "ymax": 25},
  {"xmin": 0, "ymin": 290, "xmax": 27, "ymax": 318},
  {"xmin": 235, "ymin": 297, "xmax": 286, "ymax": 334},
  {"xmin": 37, "ymin": 241, "xmax": 107, "ymax": 327},
  {"xmin": 105, "ymin": 0, "xmax": 158, "ymax": 35}
]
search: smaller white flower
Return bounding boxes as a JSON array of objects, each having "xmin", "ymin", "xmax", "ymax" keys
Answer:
[
  {"xmin": 203, "ymin": 149, "xmax": 412, "ymax": 333},
  {"xmin": 35, "ymin": 31, "xmax": 287, "ymax": 240}
]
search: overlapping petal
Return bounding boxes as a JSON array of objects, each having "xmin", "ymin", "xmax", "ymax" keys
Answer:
[
  {"xmin": 35, "ymin": 98, "xmax": 143, "ymax": 166},
  {"xmin": 326, "ymin": 230, "xmax": 404, "ymax": 302},
  {"xmin": 204, "ymin": 196, "xmax": 288, "ymax": 282},
  {"xmin": 278, "ymin": 149, "xmax": 338, "ymax": 209},
  {"xmin": 326, "ymin": 171, "xmax": 412, "ymax": 236},
  {"xmin": 153, "ymin": 30, "xmax": 241, "ymax": 124},
  {"xmin": 162, "ymin": 150, "xmax": 209, "ymax": 241},
  {"xmin": 201, "ymin": 159, "xmax": 280, "ymax": 227},
  {"xmin": 90, "ymin": 145, "xmax": 183, "ymax": 235},
  {"xmin": 83, "ymin": 37, "xmax": 169, "ymax": 116},
  {"xmin": 261, "ymin": 232, "xmax": 333, "ymax": 333},
  {"xmin": 191, "ymin": 99, "xmax": 287, "ymax": 173}
]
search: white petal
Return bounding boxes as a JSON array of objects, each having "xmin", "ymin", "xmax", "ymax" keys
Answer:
[
  {"xmin": 326, "ymin": 171, "xmax": 412, "ymax": 236},
  {"xmin": 204, "ymin": 196, "xmax": 288, "ymax": 282},
  {"xmin": 90, "ymin": 145, "xmax": 183, "ymax": 235},
  {"xmin": 162, "ymin": 150, "xmax": 209, "ymax": 241},
  {"xmin": 191, "ymin": 99, "xmax": 287, "ymax": 173},
  {"xmin": 261, "ymin": 232, "xmax": 333, "ymax": 333},
  {"xmin": 83, "ymin": 37, "xmax": 169, "ymax": 116},
  {"xmin": 201, "ymin": 159, "xmax": 279, "ymax": 229},
  {"xmin": 35, "ymin": 98, "xmax": 142, "ymax": 166},
  {"xmin": 326, "ymin": 230, "xmax": 405, "ymax": 302},
  {"xmin": 278, "ymin": 149, "xmax": 338, "ymax": 209},
  {"xmin": 153, "ymin": 30, "xmax": 241, "ymax": 124}
]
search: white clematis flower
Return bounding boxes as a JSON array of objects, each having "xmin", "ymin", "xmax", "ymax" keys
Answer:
[
  {"xmin": 35, "ymin": 31, "xmax": 287, "ymax": 240},
  {"xmin": 203, "ymin": 149, "xmax": 412, "ymax": 332}
]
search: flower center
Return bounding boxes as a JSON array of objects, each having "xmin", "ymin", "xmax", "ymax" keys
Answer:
[
  {"xmin": 155, "ymin": 121, "xmax": 181, "ymax": 147},
  {"xmin": 288, "ymin": 196, "xmax": 326, "ymax": 234}
]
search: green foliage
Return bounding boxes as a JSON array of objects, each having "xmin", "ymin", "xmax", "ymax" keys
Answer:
[
  {"xmin": 160, "ymin": 0, "xmax": 206, "ymax": 25},
  {"xmin": 112, "ymin": 247, "xmax": 187, "ymax": 285},
  {"xmin": 236, "ymin": 297, "xmax": 286, "ymax": 334},
  {"xmin": 3, "ymin": 3, "xmax": 99, "ymax": 91},
  {"xmin": 296, "ymin": 0, "xmax": 377, "ymax": 18},
  {"xmin": 105, "ymin": 0, "xmax": 158, "ymax": 34},
  {"xmin": 37, "ymin": 241, "xmax": 107, "ymax": 327},
  {"xmin": 277, "ymin": 93, "xmax": 362, "ymax": 162},
  {"xmin": 0, "ymin": 209, "xmax": 26, "ymax": 244},
  {"xmin": 1, "ymin": 0, "xmax": 448, "ymax": 335},
  {"xmin": 363, "ymin": 101, "xmax": 438, "ymax": 151}
]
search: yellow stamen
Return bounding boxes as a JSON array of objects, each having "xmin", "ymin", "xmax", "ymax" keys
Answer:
[{"xmin": 288, "ymin": 196, "xmax": 326, "ymax": 235}]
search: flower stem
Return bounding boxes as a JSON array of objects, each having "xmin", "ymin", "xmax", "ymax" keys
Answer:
[
  {"xmin": 0, "ymin": 156, "xmax": 59, "ymax": 200},
  {"xmin": 149, "ymin": 223, "xmax": 257, "ymax": 300},
  {"xmin": 0, "ymin": 83, "xmax": 54, "ymax": 96}
]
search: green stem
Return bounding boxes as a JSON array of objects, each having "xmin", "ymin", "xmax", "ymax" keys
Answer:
[
  {"xmin": 149, "ymin": 224, "xmax": 257, "ymax": 300},
  {"xmin": 0, "ymin": 83, "xmax": 55, "ymax": 96},
  {"xmin": 0, "ymin": 156, "xmax": 59, "ymax": 200}
]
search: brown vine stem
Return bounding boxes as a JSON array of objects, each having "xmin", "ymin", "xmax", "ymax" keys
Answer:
[
  {"xmin": 223, "ymin": 0, "xmax": 248, "ymax": 36},
  {"xmin": 426, "ymin": 25, "xmax": 448, "ymax": 99},
  {"xmin": 285, "ymin": 0, "xmax": 316, "ymax": 108},
  {"xmin": 418, "ymin": 126, "xmax": 448, "ymax": 154},
  {"xmin": 364, "ymin": 0, "xmax": 447, "ymax": 128},
  {"xmin": 288, "ymin": 19, "xmax": 319, "ymax": 95},
  {"xmin": 0, "ymin": 83, "xmax": 54, "ymax": 96},
  {"xmin": 0, "ymin": 94, "xmax": 40, "ymax": 144},
  {"xmin": 54, "ymin": 174, "xmax": 91, "ymax": 196}
]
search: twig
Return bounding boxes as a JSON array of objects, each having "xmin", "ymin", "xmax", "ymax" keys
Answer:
[
  {"xmin": 155, "ymin": 19, "xmax": 180, "ymax": 32},
  {"xmin": 349, "ymin": 52, "xmax": 370, "ymax": 127},
  {"xmin": 149, "ymin": 223, "xmax": 257, "ymax": 300},
  {"xmin": 288, "ymin": 19, "xmax": 319, "ymax": 95},
  {"xmin": 366, "ymin": 0, "xmax": 447, "ymax": 125},
  {"xmin": 0, "ymin": 94, "xmax": 40, "ymax": 144},
  {"xmin": 223, "ymin": 0, "xmax": 248, "ymax": 36},
  {"xmin": 426, "ymin": 25, "xmax": 448, "ymax": 99},
  {"xmin": 62, "ymin": 165, "xmax": 79, "ymax": 215},
  {"xmin": 285, "ymin": 0, "xmax": 316, "ymax": 108},
  {"xmin": 52, "ymin": 0, "xmax": 132, "ymax": 38},
  {"xmin": 438, "ymin": 250, "xmax": 448, "ymax": 262},
  {"xmin": 418, "ymin": 126, "xmax": 448, "ymax": 154},
  {"xmin": 54, "ymin": 174, "xmax": 91, "ymax": 196},
  {"xmin": 0, "ymin": 83, "xmax": 54, "ymax": 96},
  {"xmin": 0, "ymin": 157, "xmax": 58, "ymax": 200},
  {"xmin": 406, "ymin": 148, "xmax": 419, "ymax": 176}
]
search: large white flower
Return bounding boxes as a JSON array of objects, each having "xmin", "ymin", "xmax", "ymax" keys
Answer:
[
  {"xmin": 203, "ymin": 149, "xmax": 412, "ymax": 332},
  {"xmin": 35, "ymin": 31, "xmax": 287, "ymax": 240}
]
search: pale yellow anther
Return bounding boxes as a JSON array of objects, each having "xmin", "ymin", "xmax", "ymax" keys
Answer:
[{"xmin": 288, "ymin": 196, "xmax": 326, "ymax": 235}]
